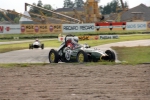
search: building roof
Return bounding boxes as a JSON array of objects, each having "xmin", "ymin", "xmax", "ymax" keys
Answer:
[
  {"xmin": 121, "ymin": 4, "xmax": 150, "ymax": 21},
  {"xmin": 55, "ymin": 7, "xmax": 84, "ymax": 12}
]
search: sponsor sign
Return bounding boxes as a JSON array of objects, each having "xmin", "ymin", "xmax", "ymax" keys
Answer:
[
  {"xmin": 21, "ymin": 24, "xmax": 62, "ymax": 34},
  {"xmin": 48, "ymin": 24, "xmax": 62, "ymax": 33},
  {"xmin": 99, "ymin": 35, "xmax": 119, "ymax": 39},
  {"xmin": 21, "ymin": 24, "xmax": 35, "ymax": 34},
  {"xmin": 0, "ymin": 25, "xmax": 21, "ymax": 34},
  {"xmin": 3, "ymin": 25, "xmax": 21, "ymax": 34},
  {"xmin": 0, "ymin": 26, "xmax": 4, "ymax": 33},
  {"xmin": 37, "ymin": 24, "xmax": 48, "ymax": 33},
  {"xmin": 126, "ymin": 22, "xmax": 147, "ymax": 30},
  {"xmin": 63, "ymin": 23, "xmax": 95, "ymax": 33},
  {"xmin": 147, "ymin": 22, "xmax": 150, "ymax": 30},
  {"xmin": 58, "ymin": 36, "xmax": 64, "ymax": 41},
  {"xmin": 89, "ymin": 36, "xmax": 99, "ymax": 40}
]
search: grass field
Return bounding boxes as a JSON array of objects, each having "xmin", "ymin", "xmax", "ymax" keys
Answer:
[{"xmin": 112, "ymin": 46, "xmax": 150, "ymax": 64}]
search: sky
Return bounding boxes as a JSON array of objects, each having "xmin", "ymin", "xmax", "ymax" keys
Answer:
[{"xmin": 0, "ymin": 0, "xmax": 150, "ymax": 13}]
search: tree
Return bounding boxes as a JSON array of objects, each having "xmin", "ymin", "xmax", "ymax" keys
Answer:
[
  {"xmin": 29, "ymin": 3, "xmax": 39, "ymax": 13},
  {"xmin": 100, "ymin": 0, "xmax": 129, "ymax": 14},
  {"xmin": 74, "ymin": 0, "xmax": 84, "ymax": 7},
  {"xmin": 43, "ymin": 4, "xmax": 52, "ymax": 10},
  {"xmin": 37, "ymin": 0, "xmax": 43, "ymax": 7},
  {"xmin": 43, "ymin": 4, "xmax": 53, "ymax": 16},
  {"xmin": 14, "ymin": 17, "xmax": 20, "ymax": 23},
  {"xmin": 63, "ymin": 0, "xmax": 74, "ymax": 8},
  {"xmin": 1, "ymin": 18, "xmax": 5, "ymax": 22},
  {"xmin": 124, "ymin": 1, "xmax": 129, "ymax": 8},
  {"xmin": 6, "ymin": 9, "xmax": 19, "ymax": 21}
]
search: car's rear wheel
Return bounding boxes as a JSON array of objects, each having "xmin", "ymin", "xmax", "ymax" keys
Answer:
[
  {"xmin": 29, "ymin": 44, "xmax": 31, "ymax": 49},
  {"xmin": 41, "ymin": 44, "xmax": 44, "ymax": 49},
  {"xmin": 105, "ymin": 50, "xmax": 116, "ymax": 62},
  {"xmin": 76, "ymin": 50, "xmax": 88, "ymax": 63},
  {"xmin": 29, "ymin": 44, "xmax": 33, "ymax": 49},
  {"xmin": 49, "ymin": 49, "xmax": 59, "ymax": 63}
]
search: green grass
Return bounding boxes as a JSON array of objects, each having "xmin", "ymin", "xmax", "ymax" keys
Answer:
[
  {"xmin": 112, "ymin": 46, "xmax": 150, "ymax": 64},
  {"xmin": 0, "ymin": 63, "xmax": 48, "ymax": 68}
]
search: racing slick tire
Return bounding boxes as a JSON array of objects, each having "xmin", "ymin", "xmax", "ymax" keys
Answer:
[
  {"xmin": 105, "ymin": 50, "xmax": 116, "ymax": 62},
  {"xmin": 49, "ymin": 49, "xmax": 59, "ymax": 63},
  {"xmin": 41, "ymin": 44, "xmax": 44, "ymax": 49},
  {"xmin": 76, "ymin": 50, "xmax": 88, "ymax": 63},
  {"xmin": 29, "ymin": 44, "xmax": 33, "ymax": 49}
]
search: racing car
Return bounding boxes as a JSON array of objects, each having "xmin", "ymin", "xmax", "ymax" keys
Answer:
[
  {"xmin": 29, "ymin": 39, "xmax": 44, "ymax": 49},
  {"xmin": 48, "ymin": 34, "xmax": 116, "ymax": 63}
]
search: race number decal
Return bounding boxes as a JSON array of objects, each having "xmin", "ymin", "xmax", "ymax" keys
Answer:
[{"xmin": 65, "ymin": 50, "xmax": 72, "ymax": 61}]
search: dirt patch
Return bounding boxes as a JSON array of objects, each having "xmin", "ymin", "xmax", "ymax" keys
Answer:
[{"xmin": 0, "ymin": 64, "xmax": 150, "ymax": 100}]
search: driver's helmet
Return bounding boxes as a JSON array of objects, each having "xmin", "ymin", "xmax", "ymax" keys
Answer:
[
  {"xmin": 71, "ymin": 37, "xmax": 78, "ymax": 45},
  {"xmin": 36, "ymin": 38, "xmax": 39, "ymax": 41}
]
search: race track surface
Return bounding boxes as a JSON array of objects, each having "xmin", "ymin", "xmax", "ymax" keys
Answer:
[{"xmin": 0, "ymin": 39, "xmax": 149, "ymax": 63}]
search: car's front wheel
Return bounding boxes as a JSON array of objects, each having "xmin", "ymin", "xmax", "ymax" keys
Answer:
[
  {"xmin": 105, "ymin": 50, "xmax": 116, "ymax": 62},
  {"xmin": 76, "ymin": 50, "xmax": 88, "ymax": 63},
  {"xmin": 49, "ymin": 49, "xmax": 59, "ymax": 63}
]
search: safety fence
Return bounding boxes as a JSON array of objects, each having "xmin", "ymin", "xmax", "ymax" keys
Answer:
[{"xmin": 0, "ymin": 22, "xmax": 149, "ymax": 34}]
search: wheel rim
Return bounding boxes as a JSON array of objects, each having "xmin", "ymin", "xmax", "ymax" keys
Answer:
[
  {"xmin": 78, "ymin": 53, "xmax": 84, "ymax": 63},
  {"xmin": 50, "ymin": 53, "xmax": 55, "ymax": 62}
]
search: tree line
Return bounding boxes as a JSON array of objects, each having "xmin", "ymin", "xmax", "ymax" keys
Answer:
[{"xmin": 0, "ymin": 0, "xmax": 128, "ymax": 23}]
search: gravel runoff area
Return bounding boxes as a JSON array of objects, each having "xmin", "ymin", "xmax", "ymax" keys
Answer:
[{"xmin": 0, "ymin": 64, "xmax": 150, "ymax": 100}]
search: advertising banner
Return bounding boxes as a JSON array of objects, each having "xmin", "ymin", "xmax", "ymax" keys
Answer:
[
  {"xmin": 63, "ymin": 23, "xmax": 95, "ymax": 33},
  {"xmin": 126, "ymin": 22, "xmax": 147, "ymax": 30},
  {"xmin": 36, "ymin": 24, "xmax": 48, "ymax": 33},
  {"xmin": 0, "ymin": 25, "xmax": 4, "ymax": 33},
  {"xmin": 147, "ymin": 21, "xmax": 150, "ymax": 30},
  {"xmin": 3, "ymin": 25, "xmax": 21, "ymax": 34},
  {"xmin": 48, "ymin": 24, "xmax": 62, "ymax": 33},
  {"xmin": 21, "ymin": 24, "xmax": 35, "ymax": 34},
  {"xmin": 0, "ymin": 25, "xmax": 21, "ymax": 34},
  {"xmin": 99, "ymin": 35, "xmax": 119, "ymax": 39},
  {"xmin": 21, "ymin": 24, "xmax": 62, "ymax": 34}
]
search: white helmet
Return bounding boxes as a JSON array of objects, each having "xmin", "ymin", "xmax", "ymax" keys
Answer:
[
  {"xmin": 71, "ymin": 36, "xmax": 78, "ymax": 44},
  {"xmin": 36, "ymin": 38, "xmax": 39, "ymax": 41}
]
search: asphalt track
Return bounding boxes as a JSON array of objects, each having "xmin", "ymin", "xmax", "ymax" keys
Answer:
[{"xmin": 0, "ymin": 39, "xmax": 149, "ymax": 63}]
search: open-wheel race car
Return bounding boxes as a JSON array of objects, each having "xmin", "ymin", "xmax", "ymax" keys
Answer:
[
  {"xmin": 29, "ymin": 39, "xmax": 44, "ymax": 49},
  {"xmin": 48, "ymin": 34, "xmax": 116, "ymax": 63}
]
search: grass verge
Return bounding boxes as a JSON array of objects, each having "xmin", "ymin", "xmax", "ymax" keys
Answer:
[{"xmin": 112, "ymin": 46, "xmax": 150, "ymax": 64}]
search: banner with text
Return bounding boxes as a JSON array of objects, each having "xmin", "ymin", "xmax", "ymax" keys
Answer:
[
  {"xmin": 147, "ymin": 21, "xmax": 150, "ymax": 30},
  {"xmin": 62, "ymin": 23, "xmax": 95, "ymax": 33},
  {"xmin": 21, "ymin": 24, "xmax": 62, "ymax": 34},
  {"xmin": 99, "ymin": 35, "xmax": 119, "ymax": 39},
  {"xmin": 126, "ymin": 22, "xmax": 147, "ymax": 30},
  {"xmin": 0, "ymin": 25, "xmax": 20, "ymax": 34}
]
